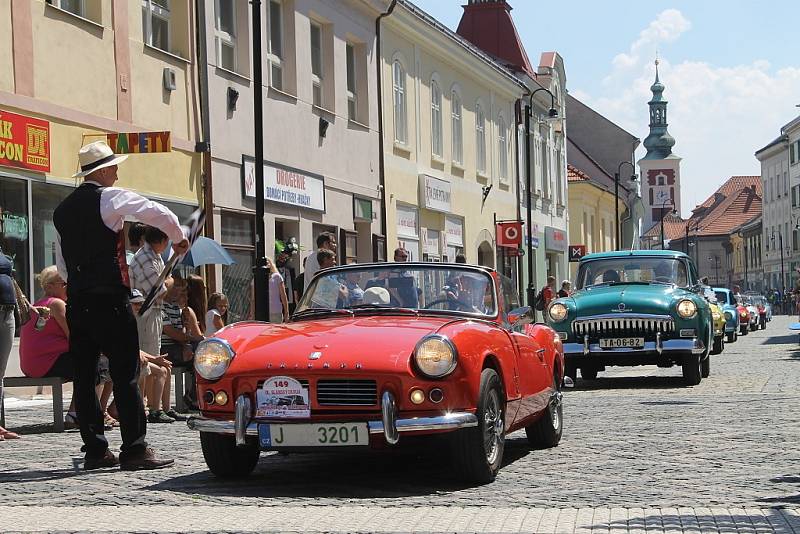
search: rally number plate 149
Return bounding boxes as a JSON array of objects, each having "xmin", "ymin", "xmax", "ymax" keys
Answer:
[{"xmin": 258, "ymin": 422, "xmax": 370, "ymax": 448}]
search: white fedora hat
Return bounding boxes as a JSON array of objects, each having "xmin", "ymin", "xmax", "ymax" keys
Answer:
[{"xmin": 73, "ymin": 140, "xmax": 128, "ymax": 178}]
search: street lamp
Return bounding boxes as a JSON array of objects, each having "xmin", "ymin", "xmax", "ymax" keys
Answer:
[
  {"xmin": 708, "ymin": 255, "xmax": 720, "ymax": 286},
  {"xmin": 736, "ymin": 231, "xmax": 749, "ymax": 291},
  {"xmin": 524, "ymin": 86, "xmax": 558, "ymax": 308},
  {"xmin": 660, "ymin": 197, "xmax": 676, "ymax": 250},
  {"xmin": 614, "ymin": 161, "xmax": 637, "ymax": 249},
  {"xmin": 684, "ymin": 219, "xmax": 702, "ymax": 264}
]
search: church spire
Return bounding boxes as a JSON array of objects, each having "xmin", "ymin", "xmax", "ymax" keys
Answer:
[{"xmin": 642, "ymin": 57, "xmax": 675, "ymax": 159}]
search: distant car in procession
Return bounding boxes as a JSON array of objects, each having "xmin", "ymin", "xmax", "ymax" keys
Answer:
[
  {"xmin": 738, "ymin": 295, "xmax": 760, "ymax": 332},
  {"xmin": 546, "ymin": 250, "xmax": 713, "ymax": 386},
  {"xmin": 744, "ymin": 293, "xmax": 770, "ymax": 328},
  {"xmin": 188, "ymin": 263, "xmax": 565, "ymax": 483},
  {"xmin": 712, "ymin": 287, "xmax": 741, "ymax": 343}
]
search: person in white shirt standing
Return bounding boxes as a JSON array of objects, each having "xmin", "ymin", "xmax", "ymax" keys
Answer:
[
  {"xmin": 303, "ymin": 232, "xmax": 337, "ymax": 290},
  {"xmin": 53, "ymin": 141, "xmax": 188, "ymax": 471}
]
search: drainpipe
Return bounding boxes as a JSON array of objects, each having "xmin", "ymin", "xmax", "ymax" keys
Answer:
[
  {"xmin": 195, "ymin": 0, "xmax": 216, "ymax": 291},
  {"xmin": 375, "ymin": 0, "xmax": 398, "ymax": 261}
]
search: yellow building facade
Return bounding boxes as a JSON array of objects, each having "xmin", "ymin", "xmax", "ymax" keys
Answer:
[
  {"xmin": 567, "ymin": 166, "xmax": 626, "ymax": 279},
  {"xmin": 381, "ymin": 3, "xmax": 525, "ymax": 277},
  {"xmin": 0, "ymin": 1, "xmax": 201, "ymax": 299}
]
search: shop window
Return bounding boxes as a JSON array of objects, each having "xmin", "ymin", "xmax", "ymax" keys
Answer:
[
  {"xmin": 0, "ymin": 177, "xmax": 30, "ymax": 310},
  {"xmin": 31, "ymin": 182, "xmax": 72, "ymax": 301},
  {"xmin": 221, "ymin": 212, "xmax": 255, "ymax": 323}
]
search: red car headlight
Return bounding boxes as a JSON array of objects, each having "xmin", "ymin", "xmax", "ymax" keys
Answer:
[{"xmin": 414, "ymin": 335, "xmax": 458, "ymax": 378}]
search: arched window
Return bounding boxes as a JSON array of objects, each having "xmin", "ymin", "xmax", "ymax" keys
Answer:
[
  {"xmin": 476, "ymin": 103, "xmax": 486, "ymax": 173},
  {"xmin": 431, "ymin": 80, "xmax": 443, "ymax": 157},
  {"xmin": 498, "ymin": 115, "xmax": 508, "ymax": 180},
  {"xmin": 451, "ymin": 90, "xmax": 462, "ymax": 164},
  {"xmin": 392, "ymin": 60, "xmax": 407, "ymax": 144}
]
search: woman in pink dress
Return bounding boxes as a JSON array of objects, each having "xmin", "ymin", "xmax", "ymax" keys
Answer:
[{"xmin": 19, "ymin": 266, "xmax": 115, "ymax": 429}]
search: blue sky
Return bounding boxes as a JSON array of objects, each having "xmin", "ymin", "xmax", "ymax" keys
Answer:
[{"xmin": 412, "ymin": 0, "xmax": 800, "ymax": 217}]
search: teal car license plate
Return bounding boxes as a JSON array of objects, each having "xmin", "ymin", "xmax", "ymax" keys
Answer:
[
  {"xmin": 258, "ymin": 422, "xmax": 369, "ymax": 448},
  {"xmin": 599, "ymin": 337, "xmax": 644, "ymax": 349}
]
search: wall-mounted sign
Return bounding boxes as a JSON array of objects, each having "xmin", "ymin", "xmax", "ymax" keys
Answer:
[
  {"xmin": 0, "ymin": 109, "xmax": 50, "ymax": 173},
  {"xmin": 419, "ymin": 174, "xmax": 451, "ymax": 213},
  {"xmin": 545, "ymin": 226, "xmax": 568, "ymax": 253},
  {"xmin": 242, "ymin": 156, "xmax": 326, "ymax": 212},
  {"xmin": 445, "ymin": 216, "xmax": 463, "ymax": 246},
  {"xmin": 396, "ymin": 205, "xmax": 418, "ymax": 238},
  {"xmin": 568, "ymin": 244, "xmax": 587, "ymax": 262},
  {"xmin": 107, "ymin": 131, "xmax": 171, "ymax": 153},
  {"xmin": 496, "ymin": 221, "xmax": 523, "ymax": 248}
]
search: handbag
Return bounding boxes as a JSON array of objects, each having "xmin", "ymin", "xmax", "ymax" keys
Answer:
[{"xmin": 12, "ymin": 278, "xmax": 33, "ymax": 325}]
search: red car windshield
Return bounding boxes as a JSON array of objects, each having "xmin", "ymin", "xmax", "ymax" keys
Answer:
[{"xmin": 297, "ymin": 264, "xmax": 497, "ymax": 317}]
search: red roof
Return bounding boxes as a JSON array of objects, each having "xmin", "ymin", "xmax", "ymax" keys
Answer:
[
  {"xmin": 686, "ymin": 176, "xmax": 762, "ymax": 238},
  {"xmin": 567, "ymin": 164, "xmax": 590, "ymax": 182},
  {"xmin": 642, "ymin": 214, "xmax": 687, "ymax": 240}
]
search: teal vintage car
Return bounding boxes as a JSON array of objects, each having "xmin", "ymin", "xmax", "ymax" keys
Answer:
[{"xmin": 547, "ymin": 250, "xmax": 712, "ymax": 386}]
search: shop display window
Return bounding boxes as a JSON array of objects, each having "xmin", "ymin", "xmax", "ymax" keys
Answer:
[{"xmin": 0, "ymin": 176, "xmax": 30, "ymax": 301}]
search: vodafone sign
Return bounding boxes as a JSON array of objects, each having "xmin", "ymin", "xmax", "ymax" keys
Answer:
[{"xmin": 496, "ymin": 221, "xmax": 523, "ymax": 248}]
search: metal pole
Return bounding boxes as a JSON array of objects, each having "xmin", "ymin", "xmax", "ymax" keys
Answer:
[
  {"xmin": 252, "ymin": 0, "xmax": 269, "ymax": 321},
  {"xmin": 614, "ymin": 172, "xmax": 620, "ymax": 249},
  {"xmin": 524, "ymin": 103, "xmax": 534, "ymax": 308},
  {"xmin": 744, "ymin": 242, "xmax": 748, "ymax": 291},
  {"xmin": 780, "ymin": 232, "xmax": 785, "ymax": 311},
  {"xmin": 660, "ymin": 210, "xmax": 665, "ymax": 250}
]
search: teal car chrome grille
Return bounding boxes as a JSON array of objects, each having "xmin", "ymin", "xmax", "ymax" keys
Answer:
[{"xmin": 572, "ymin": 314, "xmax": 675, "ymax": 338}]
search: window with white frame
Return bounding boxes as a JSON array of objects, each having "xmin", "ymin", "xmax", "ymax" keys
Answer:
[
  {"xmin": 214, "ymin": 0, "xmax": 236, "ymax": 71},
  {"xmin": 142, "ymin": 0, "xmax": 171, "ymax": 53},
  {"xmin": 48, "ymin": 0, "xmax": 84, "ymax": 17},
  {"xmin": 539, "ymin": 122, "xmax": 549, "ymax": 197},
  {"xmin": 431, "ymin": 81, "xmax": 443, "ymax": 158},
  {"xmin": 310, "ymin": 22, "xmax": 323, "ymax": 107},
  {"xmin": 556, "ymin": 145, "xmax": 564, "ymax": 204},
  {"xmin": 346, "ymin": 43, "xmax": 357, "ymax": 121},
  {"xmin": 476, "ymin": 104, "xmax": 486, "ymax": 173},
  {"xmin": 267, "ymin": 0, "xmax": 283, "ymax": 89},
  {"xmin": 392, "ymin": 60, "xmax": 407, "ymax": 144},
  {"xmin": 451, "ymin": 90, "xmax": 462, "ymax": 165},
  {"xmin": 498, "ymin": 115, "xmax": 508, "ymax": 180}
]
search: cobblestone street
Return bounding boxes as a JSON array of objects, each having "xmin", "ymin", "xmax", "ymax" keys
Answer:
[{"xmin": 2, "ymin": 316, "xmax": 799, "ymax": 532}]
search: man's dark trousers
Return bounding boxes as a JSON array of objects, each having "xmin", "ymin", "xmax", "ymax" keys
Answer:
[{"xmin": 67, "ymin": 291, "xmax": 147, "ymax": 458}]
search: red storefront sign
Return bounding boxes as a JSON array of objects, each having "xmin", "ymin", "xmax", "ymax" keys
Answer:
[
  {"xmin": 0, "ymin": 109, "xmax": 50, "ymax": 173},
  {"xmin": 569, "ymin": 244, "xmax": 587, "ymax": 262},
  {"xmin": 496, "ymin": 221, "xmax": 523, "ymax": 248}
]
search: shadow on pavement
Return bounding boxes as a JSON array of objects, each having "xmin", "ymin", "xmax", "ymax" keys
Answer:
[
  {"xmin": 570, "ymin": 375, "xmax": 687, "ymax": 391},
  {"xmin": 145, "ymin": 437, "xmax": 533, "ymax": 499},
  {"xmin": 761, "ymin": 333, "xmax": 800, "ymax": 345},
  {"xmin": 759, "ymin": 474, "xmax": 800, "ymax": 505},
  {"xmin": 0, "ymin": 458, "xmax": 85, "ymax": 483}
]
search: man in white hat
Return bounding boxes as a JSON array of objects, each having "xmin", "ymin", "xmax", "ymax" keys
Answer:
[{"xmin": 53, "ymin": 141, "xmax": 189, "ymax": 471}]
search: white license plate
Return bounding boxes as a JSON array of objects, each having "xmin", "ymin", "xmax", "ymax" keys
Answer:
[
  {"xmin": 599, "ymin": 337, "xmax": 645, "ymax": 349},
  {"xmin": 258, "ymin": 422, "xmax": 369, "ymax": 448}
]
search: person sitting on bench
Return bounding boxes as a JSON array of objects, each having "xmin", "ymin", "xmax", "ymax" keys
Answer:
[{"xmin": 19, "ymin": 266, "xmax": 115, "ymax": 429}]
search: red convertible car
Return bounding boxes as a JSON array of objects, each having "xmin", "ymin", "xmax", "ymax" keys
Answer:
[{"xmin": 188, "ymin": 263, "xmax": 564, "ymax": 483}]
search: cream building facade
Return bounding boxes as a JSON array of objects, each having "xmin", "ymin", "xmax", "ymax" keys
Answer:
[
  {"xmin": 200, "ymin": 0, "xmax": 386, "ymax": 320},
  {"xmin": 0, "ymin": 0, "xmax": 202, "ymax": 301},
  {"xmin": 380, "ymin": 1, "xmax": 525, "ymax": 282}
]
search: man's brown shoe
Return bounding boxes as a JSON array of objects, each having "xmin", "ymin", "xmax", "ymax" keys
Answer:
[
  {"xmin": 84, "ymin": 449, "xmax": 119, "ymax": 470},
  {"xmin": 119, "ymin": 447, "xmax": 174, "ymax": 471}
]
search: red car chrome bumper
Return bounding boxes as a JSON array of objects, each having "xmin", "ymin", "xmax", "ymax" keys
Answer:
[{"xmin": 187, "ymin": 392, "xmax": 478, "ymax": 447}]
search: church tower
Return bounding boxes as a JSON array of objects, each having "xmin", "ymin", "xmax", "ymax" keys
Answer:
[{"xmin": 639, "ymin": 59, "xmax": 682, "ymax": 233}]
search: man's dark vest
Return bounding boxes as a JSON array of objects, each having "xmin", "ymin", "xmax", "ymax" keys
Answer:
[{"xmin": 53, "ymin": 183, "xmax": 129, "ymax": 298}]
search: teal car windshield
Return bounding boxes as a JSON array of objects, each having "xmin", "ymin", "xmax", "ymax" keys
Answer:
[{"xmin": 576, "ymin": 258, "xmax": 689, "ymax": 290}]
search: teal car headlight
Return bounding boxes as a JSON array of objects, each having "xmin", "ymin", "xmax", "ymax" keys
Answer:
[
  {"xmin": 676, "ymin": 299, "xmax": 697, "ymax": 319},
  {"xmin": 194, "ymin": 338, "xmax": 235, "ymax": 380},
  {"xmin": 548, "ymin": 302, "xmax": 568, "ymax": 322}
]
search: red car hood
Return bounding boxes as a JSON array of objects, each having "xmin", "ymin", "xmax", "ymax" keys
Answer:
[{"xmin": 218, "ymin": 316, "xmax": 458, "ymax": 376}]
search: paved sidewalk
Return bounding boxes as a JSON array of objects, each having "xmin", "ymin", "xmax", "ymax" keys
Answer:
[{"xmin": 1, "ymin": 505, "xmax": 800, "ymax": 533}]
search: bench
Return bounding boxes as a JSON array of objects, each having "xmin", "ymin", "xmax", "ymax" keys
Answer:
[{"xmin": 1, "ymin": 376, "xmax": 67, "ymax": 432}]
